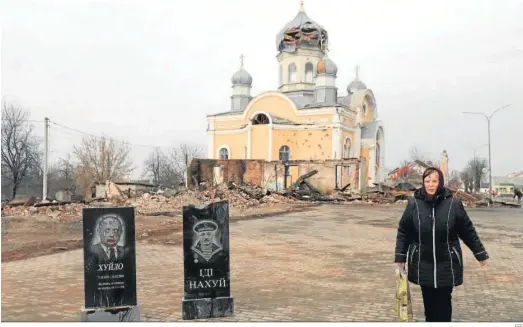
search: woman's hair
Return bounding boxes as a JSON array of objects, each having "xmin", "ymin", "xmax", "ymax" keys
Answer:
[{"xmin": 422, "ymin": 167, "xmax": 441, "ymax": 181}]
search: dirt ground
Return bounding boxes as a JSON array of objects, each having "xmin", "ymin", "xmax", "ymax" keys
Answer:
[{"xmin": 1, "ymin": 203, "xmax": 315, "ymax": 262}]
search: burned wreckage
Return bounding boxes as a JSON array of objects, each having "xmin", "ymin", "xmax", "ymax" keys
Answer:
[{"xmin": 276, "ymin": 9, "xmax": 328, "ymax": 53}]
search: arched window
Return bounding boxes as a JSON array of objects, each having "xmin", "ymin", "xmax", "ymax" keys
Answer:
[
  {"xmin": 252, "ymin": 113, "xmax": 270, "ymax": 125},
  {"xmin": 279, "ymin": 65, "xmax": 283, "ymax": 85},
  {"xmin": 279, "ymin": 145, "xmax": 290, "ymax": 161},
  {"xmin": 343, "ymin": 138, "xmax": 352, "ymax": 159},
  {"xmin": 288, "ymin": 63, "xmax": 297, "ymax": 83},
  {"xmin": 219, "ymin": 148, "xmax": 229, "ymax": 160},
  {"xmin": 305, "ymin": 62, "xmax": 313, "ymax": 83},
  {"xmin": 362, "ymin": 104, "xmax": 367, "ymax": 115}
]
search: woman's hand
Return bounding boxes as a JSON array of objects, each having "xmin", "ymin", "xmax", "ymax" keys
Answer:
[
  {"xmin": 396, "ymin": 262, "xmax": 405, "ymax": 269},
  {"xmin": 480, "ymin": 259, "xmax": 488, "ymax": 266}
]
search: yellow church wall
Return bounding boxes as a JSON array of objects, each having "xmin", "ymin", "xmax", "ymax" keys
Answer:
[
  {"xmin": 360, "ymin": 147, "xmax": 370, "ymax": 187},
  {"xmin": 339, "ymin": 129, "xmax": 356, "ymax": 190},
  {"xmin": 250, "ymin": 125, "xmax": 270, "ymax": 160},
  {"xmin": 209, "ymin": 111, "xmax": 334, "ymax": 131},
  {"xmin": 294, "ymin": 112, "xmax": 333, "ymax": 125},
  {"xmin": 245, "ymin": 94, "xmax": 296, "ymax": 122},
  {"xmin": 341, "ymin": 116, "xmax": 355, "ymax": 128},
  {"xmin": 272, "ymin": 128, "xmax": 332, "ymax": 161},
  {"xmin": 361, "ymin": 96, "xmax": 375, "ymax": 125},
  {"xmin": 213, "ymin": 132, "xmax": 248, "ymax": 159},
  {"xmin": 209, "ymin": 118, "xmax": 246, "ymax": 131},
  {"xmin": 341, "ymin": 130, "xmax": 355, "ymax": 151}
]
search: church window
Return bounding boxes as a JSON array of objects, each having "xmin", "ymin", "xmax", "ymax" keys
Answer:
[
  {"xmin": 362, "ymin": 104, "xmax": 367, "ymax": 115},
  {"xmin": 343, "ymin": 138, "xmax": 352, "ymax": 159},
  {"xmin": 219, "ymin": 147, "xmax": 229, "ymax": 160},
  {"xmin": 279, "ymin": 65, "xmax": 283, "ymax": 85},
  {"xmin": 279, "ymin": 145, "xmax": 291, "ymax": 161},
  {"xmin": 252, "ymin": 113, "xmax": 270, "ymax": 125},
  {"xmin": 288, "ymin": 63, "xmax": 297, "ymax": 83},
  {"xmin": 305, "ymin": 62, "xmax": 313, "ymax": 83}
]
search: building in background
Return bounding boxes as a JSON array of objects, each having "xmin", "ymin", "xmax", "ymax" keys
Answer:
[
  {"xmin": 206, "ymin": 2, "xmax": 385, "ymax": 188},
  {"xmin": 492, "ymin": 176, "xmax": 523, "ymax": 196}
]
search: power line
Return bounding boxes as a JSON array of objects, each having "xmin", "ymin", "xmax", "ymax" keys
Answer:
[
  {"xmin": 2, "ymin": 116, "xmax": 201, "ymax": 151},
  {"xmin": 49, "ymin": 120, "xmax": 182, "ymax": 150},
  {"xmin": 1, "ymin": 119, "xmax": 45, "ymax": 123}
]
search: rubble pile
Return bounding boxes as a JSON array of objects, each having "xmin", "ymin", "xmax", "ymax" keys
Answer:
[
  {"xmin": 452, "ymin": 189, "xmax": 483, "ymax": 207},
  {"xmin": 4, "ymin": 175, "xmax": 519, "ymax": 220},
  {"xmin": 128, "ymin": 190, "xmax": 208, "ymax": 216},
  {"xmin": 1, "ymin": 182, "xmax": 302, "ymax": 220},
  {"xmin": 201, "ymin": 182, "xmax": 299, "ymax": 208},
  {"xmin": 1, "ymin": 202, "xmax": 86, "ymax": 221},
  {"xmin": 129, "ymin": 182, "xmax": 300, "ymax": 215}
]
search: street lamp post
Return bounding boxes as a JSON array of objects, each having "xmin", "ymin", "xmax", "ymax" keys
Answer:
[{"xmin": 463, "ymin": 104, "xmax": 511, "ymax": 204}]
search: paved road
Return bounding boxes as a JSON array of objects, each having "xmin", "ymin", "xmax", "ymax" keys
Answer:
[{"xmin": 2, "ymin": 204, "xmax": 523, "ymax": 322}]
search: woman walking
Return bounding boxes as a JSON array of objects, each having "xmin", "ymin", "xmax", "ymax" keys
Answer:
[{"xmin": 394, "ymin": 167, "xmax": 489, "ymax": 322}]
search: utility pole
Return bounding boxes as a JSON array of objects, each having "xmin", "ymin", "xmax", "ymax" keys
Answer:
[
  {"xmin": 43, "ymin": 117, "xmax": 50, "ymax": 201},
  {"xmin": 463, "ymin": 104, "xmax": 511, "ymax": 204},
  {"xmin": 184, "ymin": 152, "xmax": 189, "ymax": 189}
]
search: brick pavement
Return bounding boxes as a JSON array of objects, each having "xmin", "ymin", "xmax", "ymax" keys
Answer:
[{"xmin": 2, "ymin": 204, "xmax": 523, "ymax": 322}]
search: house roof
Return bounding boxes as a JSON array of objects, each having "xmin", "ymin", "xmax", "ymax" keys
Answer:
[{"xmin": 493, "ymin": 176, "xmax": 523, "ymax": 186}]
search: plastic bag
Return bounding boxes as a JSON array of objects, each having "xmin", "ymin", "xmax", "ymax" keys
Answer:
[{"xmin": 394, "ymin": 267, "xmax": 414, "ymax": 322}]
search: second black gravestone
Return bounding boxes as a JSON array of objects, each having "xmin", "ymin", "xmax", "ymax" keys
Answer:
[
  {"xmin": 81, "ymin": 207, "xmax": 140, "ymax": 321},
  {"xmin": 182, "ymin": 200, "xmax": 234, "ymax": 320}
]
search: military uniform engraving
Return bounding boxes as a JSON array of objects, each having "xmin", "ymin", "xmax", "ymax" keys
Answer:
[{"xmin": 182, "ymin": 201, "xmax": 234, "ymax": 320}]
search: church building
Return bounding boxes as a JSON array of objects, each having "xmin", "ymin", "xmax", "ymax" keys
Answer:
[{"xmin": 206, "ymin": 2, "xmax": 385, "ymax": 188}]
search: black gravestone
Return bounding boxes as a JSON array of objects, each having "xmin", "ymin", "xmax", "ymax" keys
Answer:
[
  {"xmin": 83, "ymin": 207, "xmax": 137, "ymax": 310},
  {"xmin": 182, "ymin": 200, "xmax": 234, "ymax": 320}
]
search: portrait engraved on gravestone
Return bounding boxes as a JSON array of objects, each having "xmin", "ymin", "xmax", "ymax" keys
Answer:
[
  {"xmin": 182, "ymin": 201, "xmax": 234, "ymax": 320},
  {"xmin": 90, "ymin": 215, "xmax": 130, "ymax": 262},
  {"xmin": 83, "ymin": 207, "xmax": 137, "ymax": 310},
  {"xmin": 191, "ymin": 220, "xmax": 222, "ymax": 263}
]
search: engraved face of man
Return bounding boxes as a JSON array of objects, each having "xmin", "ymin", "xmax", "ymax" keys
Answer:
[
  {"xmin": 98, "ymin": 217, "xmax": 122, "ymax": 247},
  {"xmin": 199, "ymin": 231, "xmax": 214, "ymax": 246}
]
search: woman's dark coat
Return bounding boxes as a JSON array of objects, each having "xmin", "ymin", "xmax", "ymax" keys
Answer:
[{"xmin": 394, "ymin": 187, "xmax": 489, "ymax": 288}]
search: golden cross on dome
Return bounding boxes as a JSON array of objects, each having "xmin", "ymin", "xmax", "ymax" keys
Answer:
[
  {"xmin": 240, "ymin": 54, "xmax": 245, "ymax": 68},
  {"xmin": 299, "ymin": 0, "xmax": 305, "ymax": 12},
  {"xmin": 355, "ymin": 65, "xmax": 360, "ymax": 79}
]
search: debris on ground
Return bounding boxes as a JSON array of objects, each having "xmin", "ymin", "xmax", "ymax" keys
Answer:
[
  {"xmin": 1, "ymin": 182, "xmax": 303, "ymax": 220},
  {"xmin": 281, "ymin": 170, "xmax": 335, "ymax": 202},
  {"xmin": 4, "ymin": 175, "xmax": 519, "ymax": 221}
]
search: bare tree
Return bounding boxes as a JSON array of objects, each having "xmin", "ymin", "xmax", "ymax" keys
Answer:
[
  {"xmin": 460, "ymin": 168, "xmax": 474, "ymax": 193},
  {"xmin": 408, "ymin": 145, "xmax": 440, "ymax": 167},
  {"xmin": 1, "ymin": 103, "xmax": 42, "ymax": 200},
  {"xmin": 48, "ymin": 154, "xmax": 78, "ymax": 195},
  {"xmin": 76, "ymin": 165, "xmax": 96, "ymax": 200},
  {"xmin": 409, "ymin": 146, "xmax": 426, "ymax": 162},
  {"xmin": 165, "ymin": 144, "xmax": 204, "ymax": 188},
  {"xmin": 73, "ymin": 136, "xmax": 134, "ymax": 197},
  {"xmin": 143, "ymin": 148, "xmax": 166, "ymax": 186},
  {"xmin": 467, "ymin": 155, "xmax": 488, "ymax": 193},
  {"xmin": 447, "ymin": 169, "xmax": 461, "ymax": 189}
]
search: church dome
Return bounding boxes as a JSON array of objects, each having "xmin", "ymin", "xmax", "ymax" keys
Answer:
[
  {"xmin": 347, "ymin": 66, "xmax": 367, "ymax": 93},
  {"xmin": 231, "ymin": 67, "xmax": 252, "ymax": 85},
  {"xmin": 347, "ymin": 79, "xmax": 367, "ymax": 93},
  {"xmin": 347, "ymin": 79, "xmax": 367, "ymax": 92},
  {"xmin": 317, "ymin": 57, "xmax": 337, "ymax": 76},
  {"xmin": 276, "ymin": 2, "xmax": 328, "ymax": 53}
]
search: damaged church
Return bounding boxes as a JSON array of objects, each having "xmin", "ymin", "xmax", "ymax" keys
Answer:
[{"xmin": 204, "ymin": 2, "xmax": 385, "ymax": 194}]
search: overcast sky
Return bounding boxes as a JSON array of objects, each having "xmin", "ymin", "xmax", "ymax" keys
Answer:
[{"xmin": 1, "ymin": 0, "xmax": 522, "ymax": 179}]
